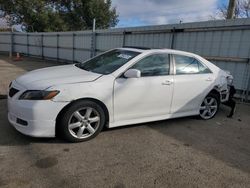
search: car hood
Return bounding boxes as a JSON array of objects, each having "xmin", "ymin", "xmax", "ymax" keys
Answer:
[{"xmin": 15, "ymin": 64, "xmax": 102, "ymax": 90}]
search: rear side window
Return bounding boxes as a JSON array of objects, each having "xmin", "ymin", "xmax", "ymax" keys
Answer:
[
  {"xmin": 131, "ymin": 54, "xmax": 170, "ymax": 77},
  {"xmin": 173, "ymin": 55, "xmax": 211, "ymax": 75}
]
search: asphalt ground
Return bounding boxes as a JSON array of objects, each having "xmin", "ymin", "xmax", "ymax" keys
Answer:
[{"xmin": 0, "ymin": 55, "xmax": 250, "ymax": 188}]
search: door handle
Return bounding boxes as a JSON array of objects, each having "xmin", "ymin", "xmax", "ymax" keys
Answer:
[
  {"xmin": 205, "ymin": 77, "xmax": 213, "ymax": 81},
  {"xmin": 162, "ymin": 80, "xmax": 173, "ymax": 85}
]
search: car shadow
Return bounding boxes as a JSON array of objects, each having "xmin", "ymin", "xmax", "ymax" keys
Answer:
[
  {"xmin": 103, "ymin": 103, "xmax": 250, "ymax": 174},
  {"xmin": 1, "ymin": 97, "xmax": 250, "ymax": 175},
  {"xmin": 146, "ymin": 105, "xmax": 250, "ymax": 174}
]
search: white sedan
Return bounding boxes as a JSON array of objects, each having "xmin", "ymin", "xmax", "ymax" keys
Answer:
[{"xmin": 8, "ymin": 48, "xmax": 232, "ymax": 142}]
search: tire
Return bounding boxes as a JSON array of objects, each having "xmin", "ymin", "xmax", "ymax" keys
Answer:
[
  {"xmin": 58, "ymin": 100, "xmax": 106, "ymax": 142},
  {"xmin": 199, "ymin": 93, "xmax": 220, "ymax": 120}
]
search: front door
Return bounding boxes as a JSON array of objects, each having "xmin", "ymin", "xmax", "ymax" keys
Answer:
[{"xmin": 114, "ymin": 53, "xmax": 174, "ymax": 122}]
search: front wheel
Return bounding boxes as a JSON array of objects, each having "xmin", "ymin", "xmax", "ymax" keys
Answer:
[
  {"xmin": 199, "ymin": 93, "xmax": 219, "ymax": 120},
  {"xmin": 58, "ymin": 100, "xmax": 106, "ymax": 142}
]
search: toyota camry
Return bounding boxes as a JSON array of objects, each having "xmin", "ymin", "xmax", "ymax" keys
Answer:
[{"xmin": 8, "ymin": 48, "xmax": 232, "ymax": 142}]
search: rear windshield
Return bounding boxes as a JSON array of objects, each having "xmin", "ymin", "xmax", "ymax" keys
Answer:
[{"xmin": 76, "ymin": 49, "xmax": 140, "ymax": 74}]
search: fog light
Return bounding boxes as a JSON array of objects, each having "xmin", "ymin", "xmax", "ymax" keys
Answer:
[{"xmin": 16, "ymin": 118, "xmax": 28, "ymax": 126}]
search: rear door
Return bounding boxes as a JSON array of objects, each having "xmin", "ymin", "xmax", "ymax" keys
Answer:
[{"xmin": 171, "ymin": 54, "xmax": 214, "ymax": 114}]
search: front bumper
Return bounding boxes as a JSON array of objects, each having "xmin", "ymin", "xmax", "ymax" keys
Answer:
[
  {"xmin": 7, "ymin": 81, "xmax": 69, "ymax": 137},
  {"xmin": 8, "ymin": 98, "xmax": 68, "ymax": 137}
]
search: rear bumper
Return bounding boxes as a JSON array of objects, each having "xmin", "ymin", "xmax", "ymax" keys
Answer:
[
  {"xmin": 220, "ymin": 84, "xmax": 235, "ymax": 103},
  {"xmin": 8, "ymin": 96, "xmax": 68, "ymax": 138},
  {"xmin": 220, "ymin": 89, "xmax": 229, "ymax": 102}
]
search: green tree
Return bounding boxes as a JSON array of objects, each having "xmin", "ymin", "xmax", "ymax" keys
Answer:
[{"xmin": 0, "ymin": 0, "xmax": 118, "ymax": 32}]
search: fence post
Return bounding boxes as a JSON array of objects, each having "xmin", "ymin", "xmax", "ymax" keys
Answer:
[
  {"xmin": 9, "ymin": 31, "xmax": 13, "ymax": 58},
  {"xmin": 27, "ymin": 33, "xmax": 29, "ymax": 56},
  {"xmin": 72, "ymin": 33, "xmax": 75, "ymax": 63},
  {"xmin": 122, "ymin": 30, "xmax": 126, "ymax": 47},
  {"xmin": 242, "ymin": 58, "xmax": 250, "ymax": 101},
  {"xmin": 90, "ymin": 32, "xmax": 96, "ymax": 58},
  {"xmin": 57, "ymin": 34, "xmax": 59, "ymax": 61},
  {"xmin": 170, "ymin": 27, "xmax": 175, "ymax": 49},
  {"xmin": 122, "ymin": 31, "xmax": 132, "ymax": 47},
  {"xmin": 41, "ymin": 34, "xmax": 44, "ymax": 59}
]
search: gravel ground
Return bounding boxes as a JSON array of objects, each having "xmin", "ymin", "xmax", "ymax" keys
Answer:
[{"xmin": 0, "ymin": 55, "xmax": 250, "ymax": 188}]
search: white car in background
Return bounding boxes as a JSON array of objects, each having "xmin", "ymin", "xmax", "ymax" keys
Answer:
[{"xmin": 8, "ymin": 48, "xmax": 232, "ymax": 142}]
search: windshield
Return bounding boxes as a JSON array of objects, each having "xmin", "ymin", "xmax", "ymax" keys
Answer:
[{"xmin": 76, "ymin": 49, "xmax": 140, "ymax": 74}]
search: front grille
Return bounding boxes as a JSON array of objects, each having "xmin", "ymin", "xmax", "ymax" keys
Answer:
[{"xmin": 9, "ymin": 87, "xmax": 19, "ymax": 97}]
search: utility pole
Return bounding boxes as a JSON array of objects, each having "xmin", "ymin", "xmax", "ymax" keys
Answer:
[{"xmin": 227, "ymin": 0, "xmax": 237, "ymax": 19}]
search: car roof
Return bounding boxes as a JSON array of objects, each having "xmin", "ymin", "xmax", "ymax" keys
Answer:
[{"xmin": 116, "ymin": 47, "xmax": 198, "ymax": 57}]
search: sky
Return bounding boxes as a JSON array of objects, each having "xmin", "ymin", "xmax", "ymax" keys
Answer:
[
  {"xmin": 0, "ymin": 0, "xmax": 229, "ymax": 29},
  {"xmin": 112, "ymin": 0, "xmax": 229, "ymax": 27}
]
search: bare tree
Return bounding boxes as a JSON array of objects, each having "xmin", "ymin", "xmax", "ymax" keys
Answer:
[
  {"xmin": 239, "ymin": 0, "xmax": 250, "ymax": 17},
  {"xmin": 211, "ymin": 0, "xmax": 250, "ymax": 19}
]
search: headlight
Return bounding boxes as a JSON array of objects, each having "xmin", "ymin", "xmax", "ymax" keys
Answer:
[{"xmin": 19, "ymin": 90, "xmax": 60, "ymax": 100}]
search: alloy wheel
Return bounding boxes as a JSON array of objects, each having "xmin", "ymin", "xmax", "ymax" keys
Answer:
[
  {"xmin": 200, "ymin": 96, "xmax": 218, "ymax": 119},
  {"xmin": 68, "ymin": 107, "xmax": 100, "ymax": 139}
]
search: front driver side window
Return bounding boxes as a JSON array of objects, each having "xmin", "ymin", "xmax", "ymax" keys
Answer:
[{"xmin": 131, "ymin": 54, "xmax": 170, "ymax": 77}]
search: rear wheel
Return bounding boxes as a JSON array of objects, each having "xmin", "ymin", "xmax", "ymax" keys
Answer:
[
  {"xmin": 59, "ymin": 100, "xmax": 105, "ymax": 142},
  {"xmin": 199, "ymin": 93, "xmax": 219, "ymax": 120}
]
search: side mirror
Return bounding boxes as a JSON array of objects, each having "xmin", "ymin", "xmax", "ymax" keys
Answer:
[{"xmin": 124, "ymin": 69, "xmax": 141, "ymax": 78}]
